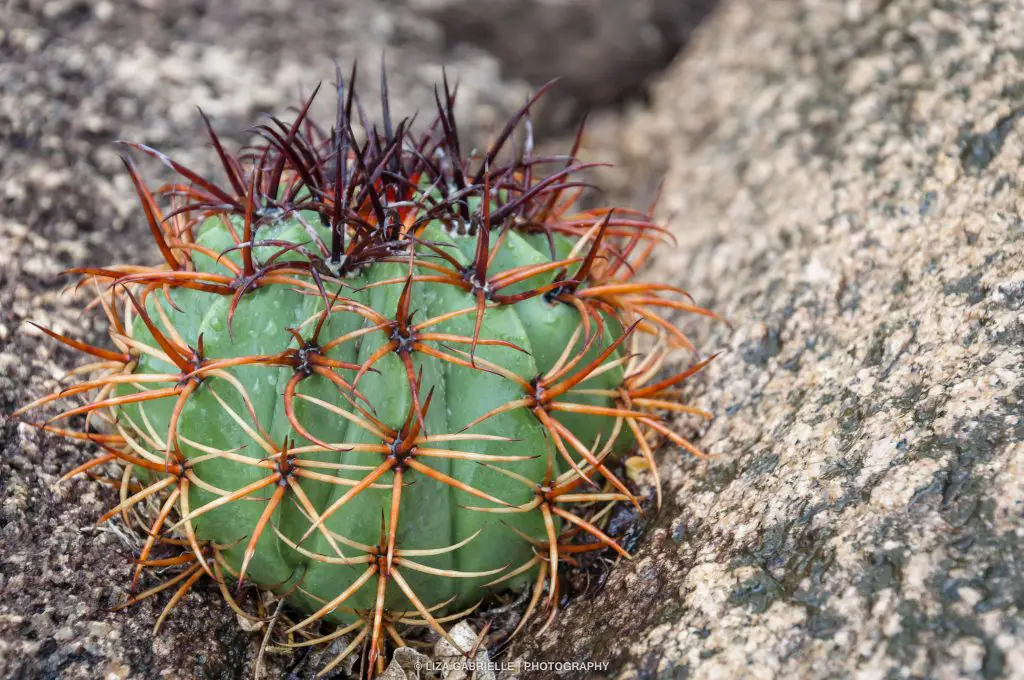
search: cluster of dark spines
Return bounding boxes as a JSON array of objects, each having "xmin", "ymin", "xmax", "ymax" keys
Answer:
[{"xmin": 14, "ymin": 64, "xmax": 720, "ymax": 677}]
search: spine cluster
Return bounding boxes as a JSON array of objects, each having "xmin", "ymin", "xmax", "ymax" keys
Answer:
[{"xmin": 15, "ymin": 66, "xmax": 718, "ymax": 676}]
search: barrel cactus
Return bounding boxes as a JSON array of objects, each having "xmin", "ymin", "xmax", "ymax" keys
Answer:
[{"xmin": 15, "ymin": 67, "xmax": 717, "ymax": 675}]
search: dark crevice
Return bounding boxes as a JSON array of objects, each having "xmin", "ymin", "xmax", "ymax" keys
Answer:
[{"xmin": 421, "ymin": 0, "xmax": 720, "ymax": 133}]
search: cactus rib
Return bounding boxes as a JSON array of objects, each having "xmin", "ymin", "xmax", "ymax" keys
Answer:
[{"xmin": 15, "ymin": 66, "xmax": 719, "ymax": 676}]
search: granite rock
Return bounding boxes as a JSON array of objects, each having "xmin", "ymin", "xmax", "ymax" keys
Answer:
[{"xmin": 507, "ymin": 0, "xmax": 1024, "ymax": 678}]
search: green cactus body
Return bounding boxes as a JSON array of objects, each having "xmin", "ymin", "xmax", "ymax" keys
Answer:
[
  {"xmin": 115, "ymin": 211, "xmax": 630, "ymax": 624},
  {"xmin": 20, "ymin": 72, "xmax": 717, "ymax": 671}
]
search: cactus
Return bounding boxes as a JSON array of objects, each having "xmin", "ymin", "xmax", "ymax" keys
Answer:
[{"xmin": 15, "ymin": 67, "xmax": 718, "ymax": 675}]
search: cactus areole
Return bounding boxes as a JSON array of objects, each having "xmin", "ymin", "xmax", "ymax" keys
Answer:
[{"xmin": 17, "ymin": 67, "xmax": 718, "ymax": 675}]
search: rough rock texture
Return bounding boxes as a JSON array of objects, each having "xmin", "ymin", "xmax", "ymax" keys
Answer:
[{"xmin": 509, "ymin": 0, "xmax": 1024, "ymax": 678}]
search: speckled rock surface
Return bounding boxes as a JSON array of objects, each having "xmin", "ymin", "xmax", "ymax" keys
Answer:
[{"xmin": 508, "ymin": 0, "xmax": 1024, "ymax": 678}]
